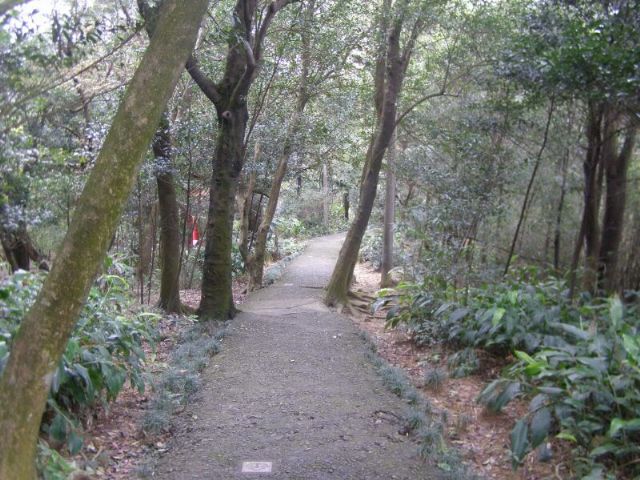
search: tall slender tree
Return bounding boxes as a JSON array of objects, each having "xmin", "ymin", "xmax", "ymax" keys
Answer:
[
  {"xmin": 325, "ymin": 0, "xmax": 426, "ymax": 306},
  {"xmin": 138, "ymin": 0, "xmax": 189, "ymax": 313},
  {"xmin": 0, "ymin": 1, "xmax": 209, "ymax": 477}
]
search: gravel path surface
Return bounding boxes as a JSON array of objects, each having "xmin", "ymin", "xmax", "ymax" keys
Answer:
[{"xmin": 152, "ymin": 233, "xmax": 438, "ymax": 479}]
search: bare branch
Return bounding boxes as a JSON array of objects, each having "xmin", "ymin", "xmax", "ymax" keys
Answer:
[{"xmin": 185, "ymin": 54, "xmax": 222, "ymax": 105}]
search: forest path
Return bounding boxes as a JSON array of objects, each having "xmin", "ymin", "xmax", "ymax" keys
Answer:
[{"xmin": 152, "ymin": 233, "xmax": 437, "ymax": 479}]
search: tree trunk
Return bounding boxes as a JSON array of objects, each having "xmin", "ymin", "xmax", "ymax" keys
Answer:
[
  {"xmin": 553, "ymin": 145, "xmax": 569, "ymax": 271},
  {"xmin": 0, "ymin": 2, "xmax": 208, "ymax": 478},
  {"xmin": 198, "ymin": 111, "xmax": 247, "ymax": 319},
  {"xmin": 186, "ymin": 0, "xmax": 294, "ymax": 320},
  {"xmin": 246, "ymin": 15, "xmax": 312, "ymax": 288},
  {"xmin": 238, "ymin": 169, "xmax": 257, "ymax": 264},
  {"xmin": 322, "ymin": 161, "xmax": 330, "ymax": 227},
  {"xmin": 138, "ymin": 1, "xmax": 186, "ymax": 313},
  {"xmin": 154, "ymin": 115, "xmax": 185, "ymax": 312},
  {"xmin": 325, "ymin": 10, "xmax": 413, "ymax": 306},
  {"xmin": 597, "ymin": 116, "xmax": 637, "ymax": 292},
  {"xmin": 248, "ymin": 151, "xmax": 289, "ymax": 290},
  {"xmin": 380, "ymin": 130, "xmax": 396, "ymax": 287},
  {"xmin": 504, "ymin": 100, "xmax": 554, "ymax": 275},
  {"xmin": 343, "ymin": 191, "xmax": 349, "ymax": 221},
  {"xmin": 582, "ymin": 102, "xmax": 605, "ymax": 292}
]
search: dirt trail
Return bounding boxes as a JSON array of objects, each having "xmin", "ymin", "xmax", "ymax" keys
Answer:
[{"xmin": 152, "ymin": 234, "xmax": 438, "ymax": 479}]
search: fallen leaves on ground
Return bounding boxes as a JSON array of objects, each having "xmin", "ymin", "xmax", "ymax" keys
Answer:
[{"xmin": 350, "ymin": 262, "xmax": 571, "ymax": 480}]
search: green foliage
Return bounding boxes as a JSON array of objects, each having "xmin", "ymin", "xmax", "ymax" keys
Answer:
[
  {"xmin": 0, "ymin": 270, "xmax": 158, "ymax": 453},
  {"xmin": 142, "ymin": 320, "xmax": 226, "ymax": 436},
  {"xmin": 384, "ymin": 273, "xmax": 640, "ymax": 476},
  {"xmin": 36, "ymin": 440, "xmax": 78, "ymax": 480},
  {"xmin": 484, "ymin": 297, "xmax": 640, "ymax": 477},
  {"xmin": 500, "ymin": 0, "xmax": 640, "ymax": 102}
]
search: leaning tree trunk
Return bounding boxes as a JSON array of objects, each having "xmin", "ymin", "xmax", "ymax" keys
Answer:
[
  {"xmin": 0, "ymin": 2, "xmax": 208, "ymax": 477},
  {"xmin": 597, "ymin": 117, "xmax": 637, "ymax": 292},
  {"xmin": 246, "ymin": 0, "xmax": 314, "ymax": 290},
  {"xmin": 380, "ymin": 130, "xmax": 396, "ymax": 287},
  {"xmin": 248, "ymin": 147, "xmax": 290, "ymax": 290},
  {"xmin": 325, "ymin": 12, "xmax": 412, "ymax": 306}
]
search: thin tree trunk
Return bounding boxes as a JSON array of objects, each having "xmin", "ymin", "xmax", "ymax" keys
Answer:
[
  {"xmin": 238, "ymin": 146, "xmax": 260, "ymax": 263},
  {"xmin": 138, "ymin": 0, "xmax": 187, "ymax": 313},
  {"xmin": 147, "ymin": 204, "xmax": 157, "ymax": 305},
  {"xmin": 325, "ymin": 6, "xmax": 419, "ymax": 306},
  {"xmin": 154, "ymin": 116, "xmax": 184, "ymax": 312},
  {"xmin": 248, "ymin": 150, "xmax": 290, "ymax": 290},
  {"xmin": 343, "ymin": 192, "xmax": 349, "ymax": 220},
  {"xmin": 381, "ymin": 130, "xmax": 396, "ymax": 287},
  {"xmin": 247, "ymin": 89, "xmax": 310, "ymax": 289},
  {"xmin": 553, "ymin": 145, "xmax": 569, "ymax": 271},
  {"xmin": 504, "ymin": 99, "xmax": 554, "ymax": 275},
  {"xmin": 0, "ymin": 2, "xmax": 208, "ymax": 477},
  {"xmin": 322, "ymin": 161, "xmax": 330, "ymax": 227}
]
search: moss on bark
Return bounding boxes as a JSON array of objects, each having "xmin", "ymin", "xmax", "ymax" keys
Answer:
[{"xmin": 0, "ymin": 1, "xmax": 209, "ymax": 477}]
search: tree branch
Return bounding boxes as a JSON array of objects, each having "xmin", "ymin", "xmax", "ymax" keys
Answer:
[
  {"xmin": 185, "ymin": 54, "xmax": 222, "ymax": 105},
  {"xmin": 395, "ymin": 52, "xmax": 456, "ymax": 128}
]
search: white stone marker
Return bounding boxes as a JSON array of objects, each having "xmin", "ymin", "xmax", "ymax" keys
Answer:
[{"xmin": 241, "ymin": 461, "xmax": 273, "ymax": 473}]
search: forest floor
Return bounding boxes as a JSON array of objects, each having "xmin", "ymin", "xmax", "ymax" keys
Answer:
[
  {"xmin": 76, "ymin": 234, "xmax": 569, "ymax": 479},
  {"xmin": 145, "ymin": 232, "xmax": 440, "ymax": 479},
  {"xmin": 349, "ymin": 262, "xmax": 570, "ymax": 480}
]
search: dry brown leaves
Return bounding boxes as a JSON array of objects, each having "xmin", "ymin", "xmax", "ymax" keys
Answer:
[
  {"xmin": 72, "ymin": 277, "xmax": 248, "ymax": 479},
  {"xmin": 350, "ymin": 262, "xmax": 571, "ymax": 480}
]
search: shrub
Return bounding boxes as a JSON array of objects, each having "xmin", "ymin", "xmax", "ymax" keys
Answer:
[
  {"xmin": 0, "ymin": 270, "xmax": 158, "ymax": 454},
  {"xmin": 479, "ymin": 297, "xmax": 640, "ymax": 477},
  {"xmin": 384, "ymin": 273, "xmax": 640, "ymax": 477}
]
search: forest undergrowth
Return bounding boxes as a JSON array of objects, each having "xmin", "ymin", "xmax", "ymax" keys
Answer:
[
  {"xmin": 359, "ymin": 261, "xmax": 640, "ymax": 480},
  {"xmin": 0, "ymin": 262, "xmax": 241, "ymax": 479},
  {"xmin": 352, "ymin": 264, "xmax": 635, "ymax": 479}
]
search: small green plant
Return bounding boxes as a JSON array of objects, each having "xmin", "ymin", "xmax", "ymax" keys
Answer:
[
  {"xmin": 384, "ymin": 271, "xmax": 640, "ymax": 477},
  {"xmin": 423, "ymin": 367, "xmax": 447, "ymax": 390},
  {"xmin": 479, "ymin": 297, "xmax": 640, "ymax": 477},
  {"xmin": 36, "ymin": 440, "xmax": 79, "ymax": 480},
  {"xmin": 0, "ymin": 270, "xmax": 157, "ymax": 455}
]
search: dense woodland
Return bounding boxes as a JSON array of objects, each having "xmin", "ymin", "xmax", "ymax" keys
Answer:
[{"xmin": 0, "ymin": 0, "xmax": 639, "ymax": 478}]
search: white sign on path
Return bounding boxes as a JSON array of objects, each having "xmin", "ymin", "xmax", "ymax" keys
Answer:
[{"xmin": 241, "ymin": 461, "xmax": 273, "ymax": 473}]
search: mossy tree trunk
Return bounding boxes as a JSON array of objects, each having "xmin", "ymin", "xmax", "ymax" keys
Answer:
[
  {"xmin": 325, "ymin": 2, "xmax": 422, "ymax": 306},
  {"xmin": 186, "ymin": 0, "xmax": 295, "ymax": 320},
  {"xmin": 0, "ymin": 1, "xmax": 209, "ymax": 478}
]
